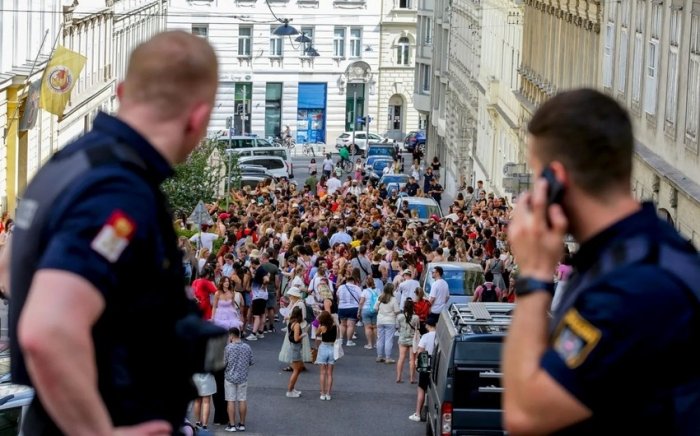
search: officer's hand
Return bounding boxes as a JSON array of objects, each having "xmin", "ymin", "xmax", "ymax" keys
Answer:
[
  {"xmin": 508, "ymin": 178, "xmax": 567, "ymax": 281},
  {"xmin": 114, "ymin": 420, "xmax": 172, "ymax": 436}
]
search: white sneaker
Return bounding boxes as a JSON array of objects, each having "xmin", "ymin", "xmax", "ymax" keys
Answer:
[
  {"xmin": 320, "ymin": 394, "xmax": 326, "ymax": 400},
  {"xmin": 363, "ymin": 344, "xmax": 373, "ymax": 350},
  {"xmin": 357, "ymin": 321, "xmax": 363, "ymax": 327},
  {"xmin": 256, "ymin": 333, "xmax": 265, "ymax": 339},
  {"xmin": 346, "ymin": 341, "xmax": 356, "ymax": 346},
  {"xmin": 408, "ymin": 413, "xmax": 421, "ymax": 422},
  {"xmin": 286, "ymin": 391, "xmax": 301, "ymax": 398},
  {"xmin": 293, "ymin": 389, "xmax": 302, "ymax": 396},
  {"xmin": 352, "ymin": 333, "xmax": 358, "ymax": 339},
  {"xmin": 325, "ymin": 394, "xmax": 332, "ymax": 400},
  {"xmin": 245, "ymin": 334, "xmax": 257, "ymax": 341}
]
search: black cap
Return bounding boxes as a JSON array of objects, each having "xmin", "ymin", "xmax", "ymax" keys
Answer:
[{"xmin": 426, "ymin": 317, "xmax": 438, "ymax": 327}]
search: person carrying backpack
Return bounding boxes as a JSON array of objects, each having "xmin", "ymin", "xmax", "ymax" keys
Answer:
[
  {"xmin": 358, "ymin": 276, "xmax": 380, "ymax": 349},
  {"xmin": 474, "ymin": 271, "xmax": 501, "ymax": 303}
]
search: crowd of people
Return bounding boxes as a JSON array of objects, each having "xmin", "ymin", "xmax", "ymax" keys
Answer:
[{"xmin": 177, "ymin": 148, "xmax": 559, "ymax": 431}]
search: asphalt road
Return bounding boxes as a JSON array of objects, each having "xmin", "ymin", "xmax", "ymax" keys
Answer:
[{"xmin": 200, "ymin": 324, "xmax": 426, "ymax": 436}]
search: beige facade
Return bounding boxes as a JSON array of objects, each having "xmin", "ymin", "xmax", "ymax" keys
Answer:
[
  {"xmin": 1, "ymin": 0, "xmax": 166, "ymax": 216},
  {"xmin": 474, "ymin": 0, "xmax": 524, "ymax": 196},
  {"xmin": 601, "ymin": 0, "xmax": 700, "ymax": 244},
  {"xmin": 377, "ymin": 0, "xmax": 420, "ymax": 141}
]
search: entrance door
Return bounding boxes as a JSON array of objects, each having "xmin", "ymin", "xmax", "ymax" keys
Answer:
[
  {"xmin": 345, "ymin": 83, "xmax": 365, "ymax": 132},
  {"xmin": 387, "ymin": 94, "xmax": 404, "ymax": 140}
]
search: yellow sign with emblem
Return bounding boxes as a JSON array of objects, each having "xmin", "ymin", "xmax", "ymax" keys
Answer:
[
  {"xmin": 39, "ymin": 46, "xmax": 87, "ymax": 116},
  {"xmin": 552, "ymin": 308, "xmax": 602, "ymax": 368}
]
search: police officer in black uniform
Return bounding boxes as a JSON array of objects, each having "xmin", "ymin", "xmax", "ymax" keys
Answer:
[
  {"xmin": 503, "ymin": 89, "xmax": 700, "ymax": 435},
  {"xmin": 9, "ymin": 31, "xmax": 222, "ymax": 435}
]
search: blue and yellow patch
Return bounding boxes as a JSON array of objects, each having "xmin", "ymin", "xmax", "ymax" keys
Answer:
[{"xmin": 553, "ymin": 308, "xmax": 601, "ymax": 369}]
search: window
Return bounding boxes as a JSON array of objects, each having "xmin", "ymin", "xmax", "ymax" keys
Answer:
[
  {"xmin": 333, "ymin": 27, "xmax": 346, "ymax": 58},
  {"xmin": 300, "ymin": 26, "xmax": 314, "ymax": 56},
  {"xmin": 421, "ymin": 64, "xmax": 431, "ymax": 93},
  {"xmin": 644, "ymin": 4, "xmax": 662, "ymax": 115},
  {"xmin": 398, "ymin": 0, "xmax": 412, "ymax": 8},
  {"xmin": 238, "ymin": 25, "xmax": 252, "ymax": 56},
  {"xmin": 424, "ymin": 17, "xmax": 433, "ymax": 45},
  {"xmin": 617, "ymin": 0, "xmax": 630, "ymax": 93},
  {"xmin": 349, "ymin": 28, "xmax": 362, "ymax": 58},
  {"xmin": 665, "ymin": 10, "xmax": 682, "ymax": 125},
  {"xmin": 632, "ymin": 2, "xmax": 645, "ymax": 103},
  {"xmin": 270, "ymin": 26, "xmax": 283, "ymax": 57},
  {"xmin": 604, "ymin": 23, "xmax": 614, "ymax": 88},
  {"xmin": 191, "ymin": 24, "xmax": 208, "ymax": 39},
  {"xmin": 686, "ymin": 15, "xmax": 700, "ymax": 144},
  {"xmin": 397, "ymin": 37, "xmax": 410, "ymax": 65}
]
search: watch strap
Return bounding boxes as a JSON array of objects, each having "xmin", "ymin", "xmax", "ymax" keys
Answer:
[{"xmin": 515, "ymin": 277, "xmax": 556, "ymax": 297}]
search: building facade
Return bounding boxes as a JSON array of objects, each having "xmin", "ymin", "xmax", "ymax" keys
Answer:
[
  {"xmin": 413, "ymin": 0, "xmax": 433, "ymax": 132},
  {"xmin": 515, "ymin": 0, "xmax": 601, "ymax": 195},
  {"xmin": 0, "ymin": 0, "xmax": 167, "ymax": 215},
  {"xmin": 601, "ymin": 0, "xmax": 700, "ymax": 244},
  {"xmin": 377, "ymin": 0, "xmax": 420, "ymax": 142},
  {"xmin": 474, "ymin": 0, "xmax": 523, "ymax": 196},
  {"xmin": 168, "ymin": 0, "xmax": 382, "ymax": 146},
  {"xmin": 423, "ymin": 0, "xmax": 482, "ymax": 195}
]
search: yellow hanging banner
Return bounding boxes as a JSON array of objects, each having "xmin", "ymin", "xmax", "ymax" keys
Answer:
[{"xmin": 39, "ymin": 46, "xmax": 87, "ymax": 116}]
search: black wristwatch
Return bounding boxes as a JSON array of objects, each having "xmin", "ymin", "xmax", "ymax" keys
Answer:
[{"xmin": 515, "ymin": 277, "xmax": 556, "ymax": 297}]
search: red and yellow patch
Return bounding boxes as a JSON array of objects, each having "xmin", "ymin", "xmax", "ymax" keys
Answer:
[{"xmin": 90, "ymin": 210, "xmax": 136, "ymax": 262}]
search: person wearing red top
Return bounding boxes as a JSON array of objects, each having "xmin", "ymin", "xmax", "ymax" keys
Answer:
[
  {"xmin": 192, "ymin": 268, "xmax": 217, "ymax": 319},
  {"xmin": 412, "ymin": 287, "xmax": 431, "ymax": 334}
]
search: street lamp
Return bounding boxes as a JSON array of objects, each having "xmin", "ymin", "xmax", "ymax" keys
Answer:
[
  {"xmin": 224, "ymin": 148, "xmax": 236, "ymax": 210},
  {"xmin": 272, "ymin": 19, "xmax": 299, "ymax": 36}
]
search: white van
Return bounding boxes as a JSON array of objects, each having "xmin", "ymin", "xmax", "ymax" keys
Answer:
[
  {"xmin": 232, "ymin": 147, "xmax": 294, "ymax": 178},
  {"xmin": 238, "ymin": 155, "xmax": 289, "ymax": 179}
]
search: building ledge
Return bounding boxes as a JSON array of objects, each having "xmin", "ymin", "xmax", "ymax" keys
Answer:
[{"xmin": 635, "ymin": 139, "xmax": 700, "ymax": 205}]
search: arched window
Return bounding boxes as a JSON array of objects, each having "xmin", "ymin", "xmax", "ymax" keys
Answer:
[{"xmin": 397, "ymin": 37, "xmax": 410, "ymax": 65}]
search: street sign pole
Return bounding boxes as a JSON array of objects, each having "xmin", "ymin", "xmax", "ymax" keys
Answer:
[
  {"xmin": 241, "ymin": 85, "xmax": 247, "ymax": 136},
  {"xmin": 226, "ymin": 116, "xmax": 233, "ymax": 208}
]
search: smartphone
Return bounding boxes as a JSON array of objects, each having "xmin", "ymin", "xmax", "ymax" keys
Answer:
[
  {"xmin": 540, "ymin": 166, "xmax": 565, "ymax": 227},
  {"xmin": 540, "ymin": 166, "xmax": 565, "ymax": 207}
]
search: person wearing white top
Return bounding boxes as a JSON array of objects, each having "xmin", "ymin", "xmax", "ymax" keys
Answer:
[
  {"xmin": 409, "ymin": 318, "xmax": 437, "ymax": 422},
  {"xmin": 427, "ymin": 266, "xmax": 450, "ymax": 324},
  {"xmin": 374, "ymin": 283, "xmax": 400, "ymax": 363},
  {"xmin": 337, "ymin": 277, "xmax": 363, "ymax": 346},
  {"xmin": 189, "ymin": 227, "xmax": 218, "ymax": 253},
  {"xmin": 397, "ymin": 270, "xmax": 420, "ymax": 310},
  {"xmin": 326, "ymin": 175, "xmax": 342, "ymax": 195}
]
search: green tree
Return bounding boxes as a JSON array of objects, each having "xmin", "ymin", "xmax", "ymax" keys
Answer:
[{"xmin": 162, "ymin": 138, "xmax": 238, "ymax": 215}]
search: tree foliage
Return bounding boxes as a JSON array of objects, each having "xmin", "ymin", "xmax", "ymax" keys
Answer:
[{"xmin": 161, "ymin": 138, "xmax": 238, "ymax": 216}]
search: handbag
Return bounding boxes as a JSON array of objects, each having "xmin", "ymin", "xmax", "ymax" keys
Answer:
[
  {"xmin": 411, "ymin": 329, "xmax": 421, "ymax": 354},
  {"xmin": 333, "ymin": 338, "xmax": 344, "ymax": 360}
]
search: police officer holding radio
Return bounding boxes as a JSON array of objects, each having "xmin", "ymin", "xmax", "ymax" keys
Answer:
[
  {"xmin": 8, "ymin": 31, "xmax": 225, "ymax": 435},
  {"xmin": 503, "ymin": 89, "xmax": 700, "ymax": 435}
]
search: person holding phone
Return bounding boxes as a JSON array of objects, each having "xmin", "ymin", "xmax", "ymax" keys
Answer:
[{"xmin": 503, "ymin": 89, "xmax": 700, "ymax": 435}]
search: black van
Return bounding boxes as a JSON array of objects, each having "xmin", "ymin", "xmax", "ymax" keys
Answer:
[{"xmin": 421, "ymin": 303, "xmax": 514, "ymax": 436}]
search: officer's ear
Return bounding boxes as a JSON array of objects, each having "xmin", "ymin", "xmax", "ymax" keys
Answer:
[{"xmin": 185, "ymin": 101, "xmax": 213, "ymax": 140}]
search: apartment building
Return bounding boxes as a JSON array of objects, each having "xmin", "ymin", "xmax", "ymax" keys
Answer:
[
  {"xmin": 168, "ymin": 0, "xmax": 382, "ymax": 144},
  {"xmin": 602, "ymin": 0, "xmax": 700, "ymax": 243},
  {"xmin": 413, "ymin": 0, "xmax": 434, "ymax": 132}
]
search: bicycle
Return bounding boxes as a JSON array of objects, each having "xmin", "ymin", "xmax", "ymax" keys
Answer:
[
  {"xmin": 284, "ymin": 136, "xmax": 296, "ymax": 149},
  {"xmin": 302, "ymin": 142, "xmax": 316, "ymax": 157},
  {"xmin": 338, "ymin": 157, "xmax": 353, "ymax": 173}
]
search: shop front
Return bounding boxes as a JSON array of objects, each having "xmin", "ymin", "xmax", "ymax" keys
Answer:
[{"xmin": 296, "ymin": 83, "xmax": 327, "ymax": 144}]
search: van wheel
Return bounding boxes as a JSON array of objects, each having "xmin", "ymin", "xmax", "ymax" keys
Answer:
[{"xmin": 425, "ymin": 420, "xmax": 433, "ymax": 436}]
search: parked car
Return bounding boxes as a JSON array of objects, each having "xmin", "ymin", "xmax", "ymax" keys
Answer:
[
  {"xmin": 365, "ymin": 156, "xmax": 395, "ymax": 180},
  {"xmin": 404, "ymin": 130, "xmax": 426, "ymax": 153},
  {"xmin": 335, "ymin": 131, "xmax": 387, "ymax": 153},
  {"xmin": 420, "ymin": 262, "xmax": 485, "ymax": 306},
  {"xmin": 238, "ymin": 155, "xmax": 289, "ymax": 179},
  {"xmin": 232, "ymin": 146, "xmax": 294, "ymax": 178},
  {"xmin": 422, "ymin": 303, "xmax": 513, "ymax": 435},
  {"xmin": 217, "ymin": 136, "xmax": 278, "ymax": 149},
  {"xmin": 378, "ymin": 174, "xmax": 409, "ymax": 194},
  {"xmin": 395, "ymin": 196, "xmax": 443, "ymax": 222},
  {"xmin": 234, "ymin": 174, "xmax": 275, "ymax": 190}
]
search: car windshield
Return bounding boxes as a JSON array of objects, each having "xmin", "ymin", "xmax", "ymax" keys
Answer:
[
  {"xmin": 404, "ymin": 202, "xmax": 441, "ymax": 219},
  {"xmin": 339, "ymin": 133, "xmax": 350, "ymax": 139},
  {"xmin": 381, "ymin": 175, "xmax": 408, "ymax": 185},
  {"xmin": 425, "ymin": 268, "xmax": 484, "ymax": 296},
  {"xmin": 256, "ymin": 138, "xmax": 273, "ymax": 147},
  {"xmin": 367, "ymin": 146, "xmax": 395, "ymax": 157},
  {"xmin": 372, "ymin": 160, "xmax": 393, "ymax": 170},
  {"xmin": 253, "ymin": 149, "xmax": 287, "ymax": 159}
]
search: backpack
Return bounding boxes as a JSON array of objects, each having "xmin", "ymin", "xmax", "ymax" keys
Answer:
[
  {"xmin": 367, "ymin": 289, "xmax": 379, "ymax": 315},
  {"xmin": 481, "ymin": 284, "xmax": 498, "ymax": 302}
]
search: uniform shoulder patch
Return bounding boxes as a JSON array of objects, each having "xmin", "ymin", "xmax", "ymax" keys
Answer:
[
  {"xmin": 552, "ymin": 308, "xmax": 602, "ymax": 369},
  {"xmin": 90, "ymin": 210, "xmax": 137, "ymax": 262}
]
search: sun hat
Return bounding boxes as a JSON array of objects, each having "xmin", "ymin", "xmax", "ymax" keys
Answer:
[{"xmin": 286, "ymin": 287, "xmax": 303, "ymax": 299}]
